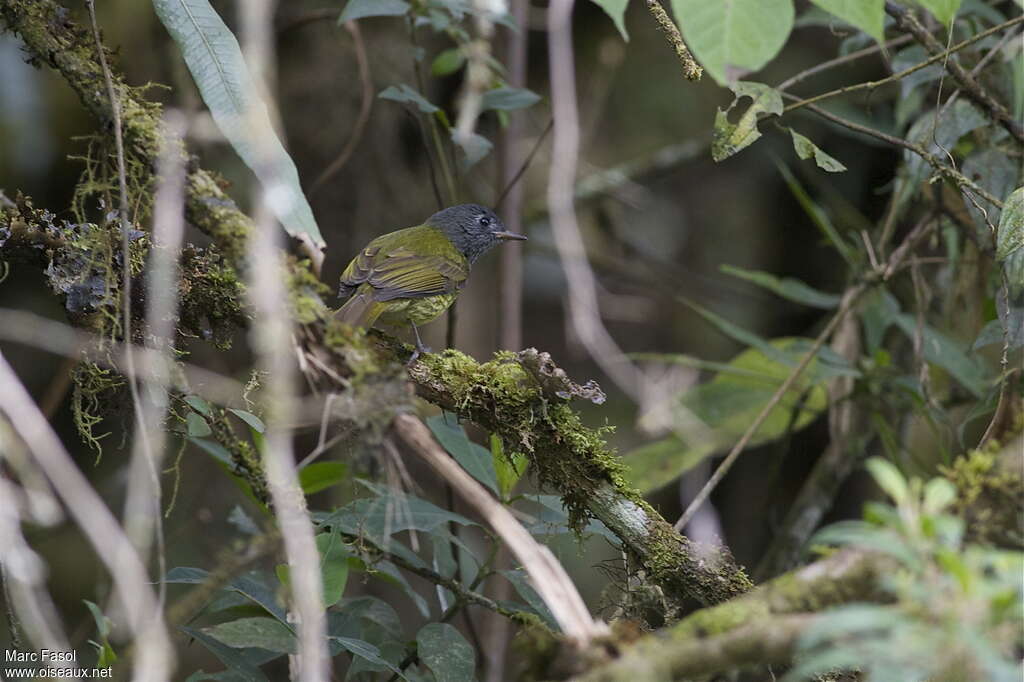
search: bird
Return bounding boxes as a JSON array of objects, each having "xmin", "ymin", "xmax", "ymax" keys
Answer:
[{"xmin": 335, "ymin": 204, "xmax": 526, "ymax": 362}]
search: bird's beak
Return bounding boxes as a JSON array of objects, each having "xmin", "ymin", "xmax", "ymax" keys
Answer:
[{"xmin": 494, "ymin": 230, "xmax": 528, "ymax": 241}]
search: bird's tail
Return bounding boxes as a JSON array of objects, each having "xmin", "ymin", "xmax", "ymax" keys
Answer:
[{"xmin": 334, "ymin": 288, "xmax": 384, "ymax": 327}]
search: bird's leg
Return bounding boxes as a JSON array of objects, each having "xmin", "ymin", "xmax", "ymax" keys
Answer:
[{"xmin": 407, "ymin": 321, "xmax": 432, "ymax": 365}]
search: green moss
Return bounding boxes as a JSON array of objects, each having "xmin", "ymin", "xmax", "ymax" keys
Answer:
[
  {"xmin": 71, "ymin": 361, "xmax": 124, "ymax": 461},
  {"xmin": 178, "ymin": 245, "xmax": 248, "ymax": 348},
  {"xmin": 418, "ymin": 349, "xmax": 630, "ymax": 530},
  {"xmin": 943, "ymin": 439, "xmax": 1024, "ymax": 549}
]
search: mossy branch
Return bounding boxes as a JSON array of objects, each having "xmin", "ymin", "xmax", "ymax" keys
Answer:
[
  {"xmin": 0, "ymin": 0, "xmax": 254, "ymax": 263},
  {"xmin": 0, "ymin": 0, "xmax": 756, "ymax": 612}
]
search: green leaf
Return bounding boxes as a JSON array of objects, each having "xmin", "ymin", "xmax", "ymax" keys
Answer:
[
  {"xmin": 480, "ymin": 87, "xmax": 541, "ymax": 112},
  {"xmin": 416, "ymin": 623, "xmax": 476, "ymax": 682},
  {"xmin": 431, "ymin": 48, "xmax": 466, "ymax": 76},
  {"xmin": 452, "ymin": 131, "xmax": 493, "ymax": 169},
  {"xmin": 995, "ymin": 187, "xmax": 1023, "ymax": 262},
  {"xmin": 589, "ymin": 0, "xmax": 630, "ymax": 40},
  {"xmin": 922, "ymin": 477, "xmax": 957, "ymax": 515},
  {"xmin": 721, "ymin": 264, "xmax": 841, "ymax": 308},
  {"xmin": 864, "ymin": 458, "xmax": 909, "ymax": 506},
  {"xmin": 166, "ymin": 567, "xmax": 289, "ymax": 624},
  {"xmin": 379, "ymin": 84, "xmax": 439, "ymax": 114},
  {"xmin": 500, "ymin": 569, "xmax": 559, "ymax": 630},
  {"xmin": 338, "ymin": 0, "xmax": 410, "ymax": 23},
  {"xmin": 153, "ymin": 0, "xmax": 325, "ymax": 248},
  {"xmin": 712, "ymin": 81, "xmax": 783, "ymax": 161},
  {"xmin": 913, "ymin": 0, "xmax": 962, "ymax": 26},
  {"xmin": 622, "ymin": 437, "xmax": 718, "ymax": 494},
  {"xmin": 228, "ymin": 408, "xmax": 265, "ymax": 433},
  {"xmin": 427, "ymin": 414, "xmax": 498, "ymax": 494},
  {"xmin": 298, "ymin": 461, "xmax": 348, "ymax": 495},
  {"xmin": 180, "ymin": 627, "xmax": 271, "ymax": 682},
  {"xmin": 788, "ymin": 128, "xmax": 847, "ymax": 173},
  {"xmin": 278, "ymin": 532, "xmax": 350, "ymax": 606},
  {"xmin": 204, "ymin": 617, "xmax": 296, "ymax": 654},
  {"xmin": 893, "ymin": 314, "xmax": 990, "ymax": 397},
  {"xmin": 809, "ymin": 0, "xmax": 884, "ymax": 42},
  {"xmin": 330, "ymin": 636, "xmax": 408, "ymax": 679},
  {"xmin": 184, "ymin": 394, "xmax": 212, "ymax": 416},
  {"xmin": 961, "ymin": 151, "xmax": 1019, "ymax": 234},
  {"xmin": 84, "ymin": 600, "xmax": 117, "ymax": 668},
  {"xmin": 673, "ymin": 0, "xmax": 794, "ymax": 85},
  {"xmin": 186, "ymin": 412, "xmax": 212, "ymax": 438},
  {"xmin": 492, "ymin": 433, "xmax": 527, "ymax": 500}
]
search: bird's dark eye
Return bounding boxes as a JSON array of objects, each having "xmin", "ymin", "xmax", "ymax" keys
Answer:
[{"xmin": 478, "ymin": 215, "xmax": 491, "ymax": 228}]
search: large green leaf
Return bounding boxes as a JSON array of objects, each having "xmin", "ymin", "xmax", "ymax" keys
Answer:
[
  {"xmin": 623, "ymin": 338, "xmax": 831, "ymax": 493},
  {"xmin": 995, "ymin": 187, "xmax": 1023, "ymax": 262},
  {"xmin": 427, "ymin": 413, "xmax": 498, "ymax": 494},
  {"xmin": 274, "ymin": 532, "xmax": 350, "ymax": 606},
  {"xmin": 913, "ymin": 0, "xmax": 962, "ymax": 26},
  {"xmin": 712, "ymin": 82, "xmax": 783, "ymax": 161},
  {"xmin": 721, "ymin": 264, "xmax": 841, "ymax": 308},
  {"xmin": 180, "ymin": 627, "xmax": 271, "ymax": 682},
  {"xmin": 338, "ymin": 0, "xmax": 410, "ymax": 23},
  {"xmin": 589, "ymin": 0, "xmax": 630, "ymax": 40},
  {"xmin": 809, "ymin": 0, "xmax": 884, "ymax": 41},
  {"xmin": 330, "ymin": 636, "xmax": 408, "ymax": 679},
  {"xmin": 673, "ymin": 0, "xmax": 794, "ymax": 85},
  {"xmin": 166, "ymin": 567, "xmax": 288, "ymax": 625},
  {"xmin": 152, "ymin": 0, "xmax": 325, "ymax": 248},
  {"xmin": 204, "ymin": 617, "xmax": 296, "ymax": 654},
  {"xmin": 893, "ymin": 315, "xmax": 990, "ymax": 397},
  {"xmin": 416, "ymin": 623, "xmax": 476, "ymax": 682}
]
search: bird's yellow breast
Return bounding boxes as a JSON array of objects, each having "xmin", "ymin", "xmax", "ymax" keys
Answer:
[{"xmin": 376, "ymin": 292, "xmax": 458, "ymax": 326}]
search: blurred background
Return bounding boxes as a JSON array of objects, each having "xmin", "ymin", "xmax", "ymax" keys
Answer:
[{"xmin": 0, "ymin": 0, "xmax": 924, "ymax": 675}]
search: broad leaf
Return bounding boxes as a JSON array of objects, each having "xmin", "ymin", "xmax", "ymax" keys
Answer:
[
  {"xmin": 228, "ymin": 409, "xmax": 265, "ymax": 434},
  {"xmin": 480, "ymin": 87, "xmax": 541, "ymax": 112},
  {"xmin": 589, "ymin": 0, "xmax": 630, "ymax": 39},
  {"xmin": 298, "ymin": 461, "xmax": 348, "ymax": 495},
  {"xmin": 491, "ymin": 433, "xmax": 527, "ymax": 500},
  {"xmin": 181, "ymin": 627, "xmax": 271, "ymax": 682},
  {"xmin": 338, "ymin": 0, "xmax": 410, "ymax": 23},
  {"xmin": 186, "ymin": 412, "xmax": 212, "ymax": 438},
  {"xmin": 712, "ymin": 82, "xmax": 783, "ymax": 161},
  {"xmin": 378, "ymin": 84, "xmax": 440, "ymax": 114},
  {"xmin": 673, "ymin": 0, "xmax": 794, "ymax": 85},
  {"xmin": 961, "ymin": 151, "xmax": 1018, "ymax": 235},
  {"xmin": 153, "ymin": 0, "xmax": 325, "ymax": 248},
  {"xmin": 623, "ymin": 338, "xmax": 832, "ymax": 493},
  {"xmin": 427, "ymin": 414, "xmax": 498, "ymax": 494},
  {"xmin": 165, "ymin": 567, "xmax": 288, "ymax": 624},
  {"xmin": 275, "ymin": 532, "xmax": 350, "ymax": 606},
  {"xmin": 995, "ymin": 187, "xmax": 1023, "ymax": 262},
  {"xmin": 893, "ymin": 315, "xmax": 990, "ymax": 397},
  {"xmin": 431, "ymin": 48, "xmax": 466, "ymax": 76},
  {"xmin": 500, "ymin": 569, "xmax": 559, "ymax": 630},
  {"xmin": 204, "ymin": 617, "xmax": 296, "ymax": 654},
  {"xmin": 789, "ymin": 128, "xmax": 847, "ymax": 173},
  {"xmin": 914, "ymin": 0, "xmax": 962, "ymax": 26},
  {"xmin": 809, "ymin": 0, "xmax": 884, "ymax": 41},
  {"xmin": 721, "ymin": 264, "xmax": 841, "ymax": 308},
  {"xmin": 330, "ymin": 636, "xmax": 408, "ymax": 679},
  {"xmin": 416, "ymin": 623, "xmax": 476, "ymax": 682},
  {"xmin": 864, "ymin": 458, "xmax": 909, "ymax": 506},
  {"xmin": 452, "ymin": 131, "xmax": 493, "ymax": 169}
]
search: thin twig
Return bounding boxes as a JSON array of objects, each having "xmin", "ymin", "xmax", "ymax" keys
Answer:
[
  {"xmin": 310, "ymin": 21, "xmax": 373, "ymax": 195},
  {"xmin": 496, "ymin": 119, "xmax": 553, "ymax": 209},
  {"xmin": 784, "ymin": 94, "xmax": 1004, "ymax": 208},
  {"xmin": 675, "ymin": 214, "xmax": 936, "ymax": 531},
  {"xmin": 885, "ymin": 1, "xmax": 1024, "ymax": 143},
  {"xmin": 782, "ymin": 14, "xmax": 1024, "ymax": 114},
  {"xmin": 777, "ymin": 35, "xmax": 915, "ymax": 92}
]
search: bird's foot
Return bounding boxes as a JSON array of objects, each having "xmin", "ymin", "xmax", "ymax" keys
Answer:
[{"xmin": 406, "ymin": 344, "xmax": 432, "ymax": 366}]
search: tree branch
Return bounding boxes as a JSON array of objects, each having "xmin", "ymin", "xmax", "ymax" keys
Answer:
[{"xmin": 884, "ymin": 1, "xmax": 1024, "ymax": 144}]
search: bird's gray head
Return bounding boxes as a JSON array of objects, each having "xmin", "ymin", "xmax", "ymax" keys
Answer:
[{"xmin": 427, "ymin": 204, "xmax": 526, "ymax": 264}]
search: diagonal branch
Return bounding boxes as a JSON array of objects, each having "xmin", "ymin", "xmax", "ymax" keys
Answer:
[{"xmin": 884, "ymin": 1, "xmax": 1024, "ymax": 144}]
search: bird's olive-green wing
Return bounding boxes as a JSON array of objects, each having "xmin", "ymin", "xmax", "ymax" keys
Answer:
[{"xmin": 338, "ymin": 226, "xmax": 469, "ymax": 302}]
